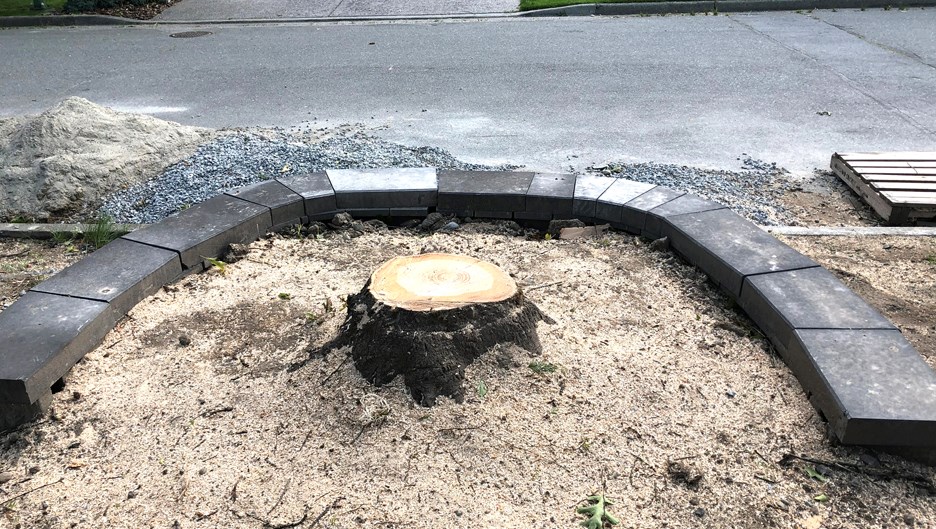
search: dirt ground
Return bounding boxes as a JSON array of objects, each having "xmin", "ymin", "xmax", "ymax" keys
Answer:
[
  {"xmin": 780, "ymin": 170, "xmax": 884, "ymax": 227},
  {"xmin": 779, "ymin": 235, "xmax": 936, "ymax": 361},
  {"xmin": 0, "ymin": 223, "xmax": 934, "ymax": 529},
  {"xmin": 0, "ymin": 239, "xmax": 83, "ymax": 311}
]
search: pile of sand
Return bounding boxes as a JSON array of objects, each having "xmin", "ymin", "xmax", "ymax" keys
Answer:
[{"xmin": 0, "ymin": 97, "xmax": 212, "ymax": 221}]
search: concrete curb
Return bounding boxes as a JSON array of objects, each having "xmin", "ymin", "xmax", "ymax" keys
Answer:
[
  {"xmin": 764, "ymin": 225, "xmax": 936, "ymax": 236},
  {"xmin": 0, "ymin": 14, "xmax": 142, "ymax": 26},
  {"xmin": 146, "ymin": 11, "xmax": 517, "ymax": 25},
  {"xmin": 0, "ymin": 222, "xmax": 146, "ymax": 239},
  {"xmin": 1, "ymin": 169, "xmax": 935, "ymax": 463},
  {"xmin": 2, "ymin": 0, "xmax": 933, "ymax": 28},
  {"xmin": 517, "ymin": 0, "xmax": 936, "ymax": 16},
  {"xmin": 718, "ymin": 0, "xmax": 936, "ymax": 12},
  {"xmin": 519, "ymin": 2, "xmax": 709, "ymax": 15},
  {"xmin": 0, "ymin": 12, "xmax": 515, "ymax": 28}
]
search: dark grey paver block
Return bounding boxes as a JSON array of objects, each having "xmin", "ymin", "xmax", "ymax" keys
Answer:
[
  {"xmin": 446, "ymin": 209, "xmax": 474, "ymax": 219},
  {"xmin": 526, "ymin": 173, "xmax": 575, "ymax": 218},
  {"xmin": 0, "ymin": 391, "xmax": 52, "ymax": 430},
  {"xmin": 30, "ymin": 238, "xmax": 181, "ymax": 316},
  {"xmin": 594, "ymin": 179, "xmax": 656, "ymax": 228},
  {"xmin": 643, "ymin": 193, "xmax": 727, "ymax": 239},
  {"xmin": 739, "ymin": 267, "xmax": 895, "ymax": 354},
  {"xmin": 474, "ymin": 210, "xmax": 513, "ymax": 220},
  {"xmin": 326, "ymin": 168, "xmax": 438, "ymax": 209},
  {"xmin": 122, "ymin": 194, "xmax": 271, "ymax": 269},
  {"xmin": 514, "ymin": 210, "xmax": 553, "ymax": 221},
  {"xmin": 620, "ymin": 186, "xmax": 685, "ymax": 235},
  {"xmin": 790, "ymin": 329, "xmax": 936, "ymax": 447},
  {"xmin": 0, "ymin": 292, "xmax": 116, "ymax": 404},
  {"xmin": 345, "ymin": 208, "xmax": 390, "ymax": 218},
  {"xmin": 277, "ymin": 172, "xmax": 339, "ymax": 218},
  {"xmin": 308, "ymin": 211, "xmax": 337, "ymax": 221},
  {"xmin": 390, "ymin": 207, "xmax": 429, "ymax": 217},
  {"xmin": 438, "ymin": 170, "xmax": 534, "ymax": 213},
  {"xmin": 572, "ymin": 174, "xmax": 616, "ymax": 219},
  {"xmin": 666, "ymin": 208, "xmax": 819, "ymax": 297},
  {"xmin": 225, "ymin": 179, "xmax": 304, "ymax": 228}
]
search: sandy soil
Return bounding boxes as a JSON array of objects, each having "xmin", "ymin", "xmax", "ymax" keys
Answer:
[{"xmin": 1, "ymin": 225, "xmax": 934, "ymax": 529}]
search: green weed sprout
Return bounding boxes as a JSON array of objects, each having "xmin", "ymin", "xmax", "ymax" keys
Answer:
[
  {"xmin": 204, "ymin": 257, "xmax": 227, "ymax": 275},
  {"xmin": 577, "ymin": 495, "xmax": 620, "ymax": 529}
]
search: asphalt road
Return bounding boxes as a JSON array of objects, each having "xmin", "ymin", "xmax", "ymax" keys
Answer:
[{"xmin": 2, "ymin": 9, "xmax": 934, "ymax": 173}]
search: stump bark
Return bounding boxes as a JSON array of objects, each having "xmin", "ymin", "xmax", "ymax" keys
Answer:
[{"xmin": 331, "ymin": 253, "xmax": 550, "ymax": 405}]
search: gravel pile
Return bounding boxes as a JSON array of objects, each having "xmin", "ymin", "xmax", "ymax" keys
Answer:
[
  {"xmin": 589, "ymin": 157, "xmax": 795, "ymax": 226},
  {"xmin": 101, "ymin": 128, "xmax": 792, "ymax": 227},
  {"xmin": 100, "ymin": 130, "xmax": 517, "ymax": 224}
]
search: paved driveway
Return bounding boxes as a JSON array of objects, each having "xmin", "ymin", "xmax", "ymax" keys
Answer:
[{"xmin": 154, "ymin": 0, "xmax": 518, "ymax": 21}]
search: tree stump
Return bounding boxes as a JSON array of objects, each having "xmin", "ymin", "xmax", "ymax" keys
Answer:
[{"xmin": 331, "ymin": 253, "xmax": 551, "ymax": 406}]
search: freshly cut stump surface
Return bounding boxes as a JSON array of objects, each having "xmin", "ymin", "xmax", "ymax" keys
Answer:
[
  {"xmin": 369, "ymin": 253, "xmax": 518, "ymax": 311},
  {"xmin": 332, "ymin": 253, "xmax": 550, "ymax": 405}
]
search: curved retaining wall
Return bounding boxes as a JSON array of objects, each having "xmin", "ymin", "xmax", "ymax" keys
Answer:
[{"xmin": 2, "ymin": 169, "xmax": 934, "ymax": 459}]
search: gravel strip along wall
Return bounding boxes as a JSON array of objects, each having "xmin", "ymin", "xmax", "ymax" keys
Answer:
[{"xmin": 2, "ymin": 169, "xmax": 934, "ymax": 461}]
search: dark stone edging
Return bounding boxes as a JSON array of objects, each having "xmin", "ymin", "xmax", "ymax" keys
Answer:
[
  {"xmin": 1, "ymin": 169, "xmax": 935, "ymax": 462},
  {"xmin": 6, "ymin": 222, "xmax": 936, "ymax": 239}
]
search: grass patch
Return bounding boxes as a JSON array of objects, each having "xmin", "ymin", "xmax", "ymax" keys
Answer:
[
  {"xmin": 519, "ymin": 0, "xmax": 694, "ymax": 10},
  {"xmin": 49, "ymin": 229, "xmax": 77, "ymax": 246},
  {"xmin": 47, "ymin": 217, "xmax": 122, "ymax": 251},
  {"xmin": 0, "ymin": 0, "xmax": 67, "ymax": 16},
  {"xmin": 81, "ymin": 216, "xmax": 120, "ymax": 250}
]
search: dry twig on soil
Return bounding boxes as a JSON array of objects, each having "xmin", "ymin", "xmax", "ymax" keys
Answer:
[
  {"xmin": 0, "ymin": 477, "xmax": 64, "ymax": 505},
  {"xmin": 0, "ymin": 248, "xmax": 29, "ymax": 258},
  {"xmin": 245, "ymin": 507, "xmax": 309, "ymax": 529},
  {"xmin": 780, "ymin": 453, "xmax": 936, "ymax": 493}
]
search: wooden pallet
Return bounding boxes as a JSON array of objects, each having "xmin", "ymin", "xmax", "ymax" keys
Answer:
[{"xmin": 831, "ymin": 152, "xmax": 936, "ymax": 225}]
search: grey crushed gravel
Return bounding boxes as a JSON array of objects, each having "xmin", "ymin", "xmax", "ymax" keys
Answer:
[
  {"xmin": 99, "ymin": 130, "xmax": 518, "ymax": 224},
  {"xmin": 101, "ymin": 128, "xmax": 792, "ymax": 227},
  {"xmin": 589, "ymin": 156, "xmax": 795, "ymax": 226}
]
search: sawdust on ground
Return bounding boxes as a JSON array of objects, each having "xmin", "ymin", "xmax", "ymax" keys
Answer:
[{"xmin": 1, "ymin": 227, "xmax": 934, "ymax": 529}]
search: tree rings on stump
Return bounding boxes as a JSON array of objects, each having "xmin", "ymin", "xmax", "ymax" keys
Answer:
[
  {"xmin": 332, "ymin": 253, "xmax": 551, "ymax": 405},
  {"xmin": 369, "ymin": 253, "xmax": 518, "ymax": 311}
]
